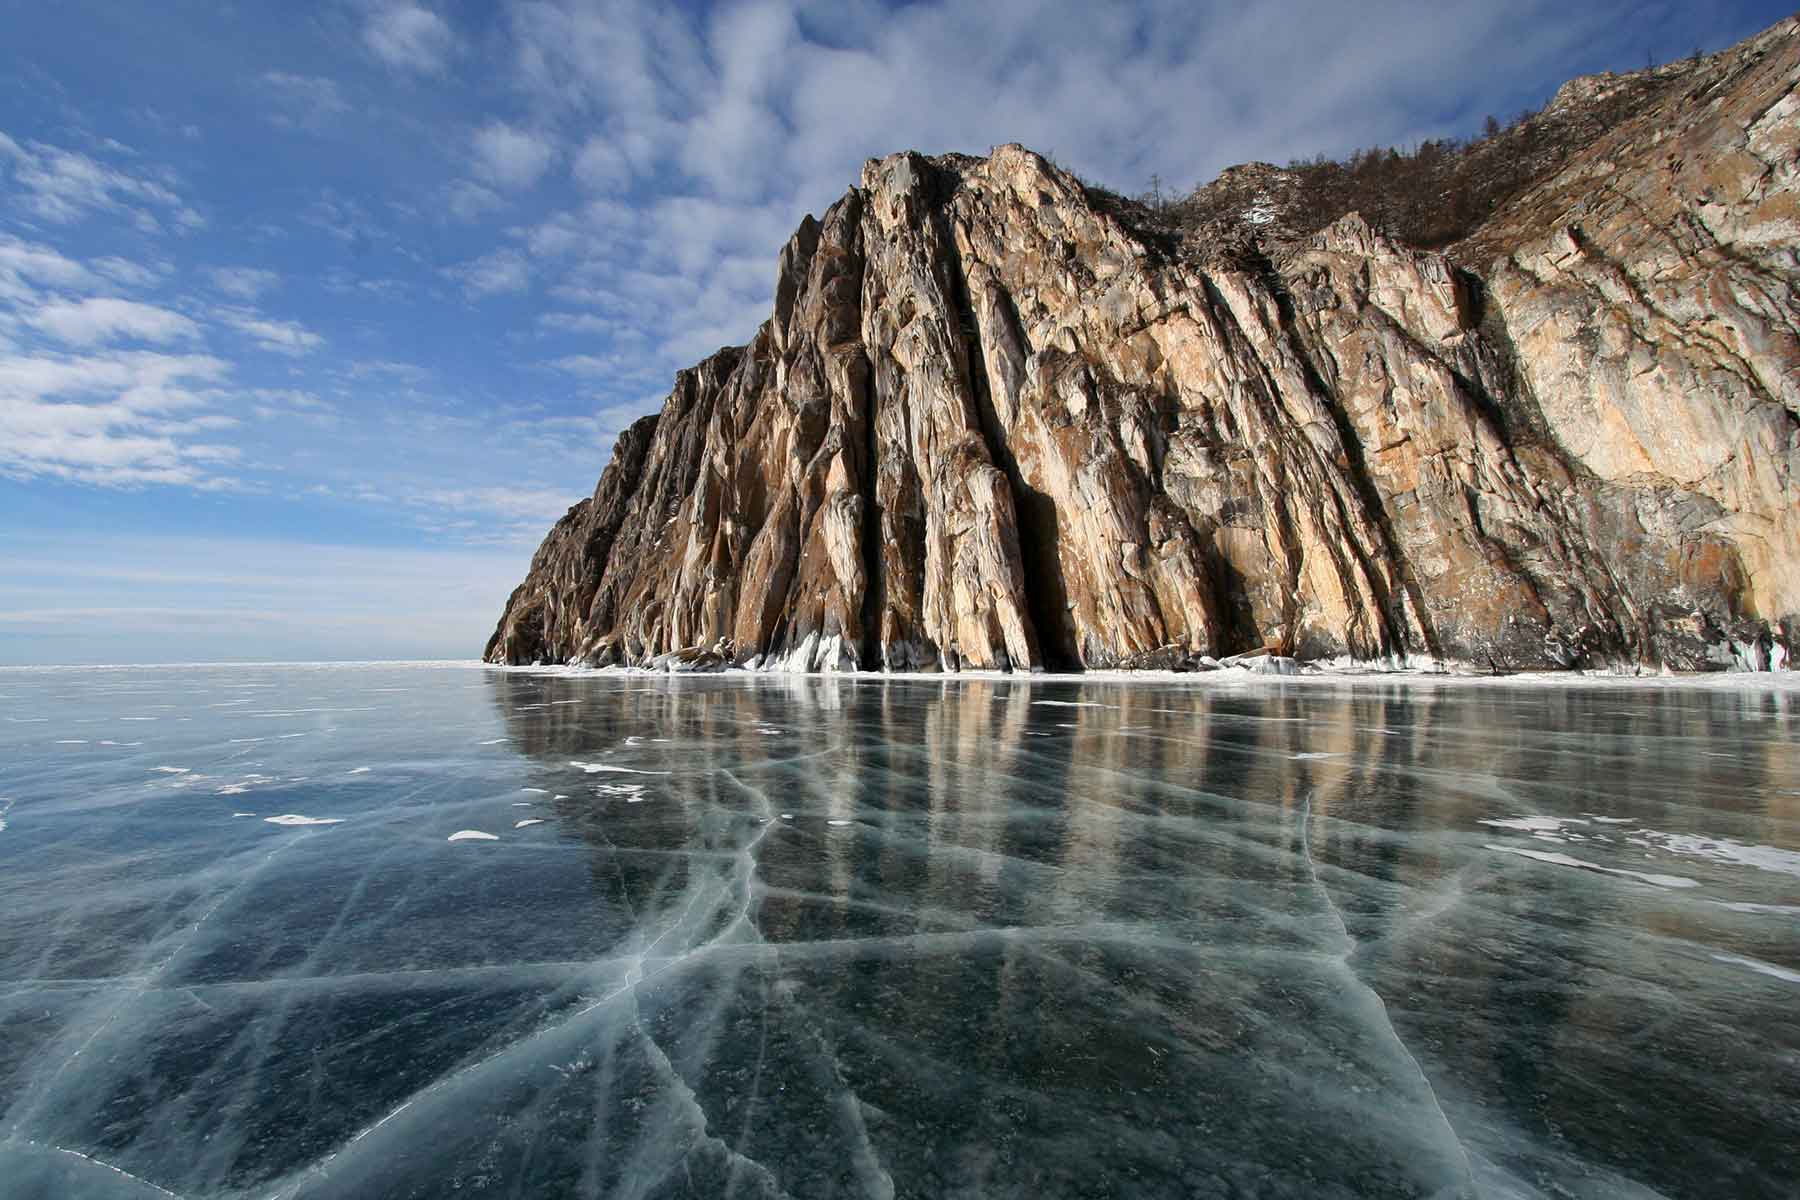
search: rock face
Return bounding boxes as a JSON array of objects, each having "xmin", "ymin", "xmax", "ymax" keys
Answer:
[{"xmin": 488, "ymin": 19, "xmax": 1800, "ymax": 673}]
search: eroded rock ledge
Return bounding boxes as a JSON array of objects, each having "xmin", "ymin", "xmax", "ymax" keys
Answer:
[{"xmin": 487, "ymin": 20, "xmax": 1800, "ymax": 674}]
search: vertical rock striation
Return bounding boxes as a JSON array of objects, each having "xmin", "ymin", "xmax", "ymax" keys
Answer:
[{"xmin": 488, "ymin": 19, "xmax": 1800, "ymax": 673}]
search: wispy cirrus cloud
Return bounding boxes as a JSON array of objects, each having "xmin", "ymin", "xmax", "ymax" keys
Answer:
[
  {"xmin": 0, "ymin": 348, "xmax": 239, "ymax": 488},
  {"xmin": 213, "ymin": 306, "xmax": 323, "ymax": 356},
  {"xmin": 471, "ymin": 122, "xmax": 556, "ymax": 191},
  {"xmin": 261, "ymin": 71, "xmax": 351, "ymax": 131},
  {"xmin": 363, "ymin": 2, "xmax": 456, "ymax": 74},
  {"xmin": 443, "ymin": 247, "xmax": 530, "ymax": 298},
  {"xmin": 204, "ymin": 266, "xmax": 280, "ymax": 300},
  {"xmin": 0, "ymin": 130, "xmax": 204, "ymax": 232},
  {"xmin": 26, "ymin": 297, "xmax": 201, "ymax": 347}
]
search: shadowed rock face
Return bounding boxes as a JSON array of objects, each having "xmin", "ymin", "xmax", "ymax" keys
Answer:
[{"xmin": 488, "ymin": 19, "xmax": 1800, "ymax": 674}]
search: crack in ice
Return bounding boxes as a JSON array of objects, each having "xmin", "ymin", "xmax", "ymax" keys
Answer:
[{"xmin": 1299, "ymin": 794, "xmax": 1476, "ymax": 1197}]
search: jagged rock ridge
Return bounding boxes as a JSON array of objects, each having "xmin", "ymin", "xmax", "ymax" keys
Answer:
[{"xmin": 487, "ymin": 17, "xmax": 1800, "ymax": 673}]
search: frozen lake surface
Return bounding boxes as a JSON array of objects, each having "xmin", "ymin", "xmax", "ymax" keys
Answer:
[{"xmin": 1, "ymin": 663, "xmax": 1796, "ymax": 1198}]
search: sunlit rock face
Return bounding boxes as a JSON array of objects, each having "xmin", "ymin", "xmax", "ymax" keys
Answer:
[{"xmin": 488, "ymin": 20, "xmax": 1799, "ymax": 673}]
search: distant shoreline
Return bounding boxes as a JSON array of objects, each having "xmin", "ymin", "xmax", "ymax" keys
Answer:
[{"xmin": 3, "ymin": 658, "xmax": 1795, "ymax": 693}]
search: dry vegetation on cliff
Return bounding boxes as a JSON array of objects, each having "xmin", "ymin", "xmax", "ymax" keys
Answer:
[{"xmin": 1085, "ymin": 52, "xmax": 1707, "ymax": 265}]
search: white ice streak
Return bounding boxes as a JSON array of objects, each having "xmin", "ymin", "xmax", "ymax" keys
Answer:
[
  {"xmin": 1711, "ymin": 953, "xmax": 1800, "ymax": 983},
  {"xmin": 514, "ymin": 819, "xmax": 544, "ymax": 828},
  {"xmin": 150, "ymin": 766, "xmax": 190, "ymax": 774},
  {"xmin": 263, "ymin": 814, "xmax": 343, "ymax": 826},
  {"xmin": 40, "ymin": 1143, "xmax": 185, "ymax": 1199},
  {"xmin": 570, "ymin": 760, "xmax": 669, "ymax": 775},
  {"xmin": 1485, "ymin": 844, "xmax": 1697, "ymax": 888},
  {"xmin": 447, "ymin": 830, "xmax": 499, "ymax": 842},
  {"xmin": 1480, "ymin": 816, "xmax": 1587, "ymax": 834},
  {"xmin": 347, "ymin": 767, "xmax": 371, "ymax": 774}
]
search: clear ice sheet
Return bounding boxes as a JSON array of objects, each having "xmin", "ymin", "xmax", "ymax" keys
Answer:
[{"xmin": 0, "ymin": 664, "xmax": 1796, "ymax": 1199}]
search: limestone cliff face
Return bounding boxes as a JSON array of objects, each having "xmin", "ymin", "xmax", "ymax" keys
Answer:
[{"xmin": 488, "ymin": 20, "xmax": 1800, "ymax": 673}]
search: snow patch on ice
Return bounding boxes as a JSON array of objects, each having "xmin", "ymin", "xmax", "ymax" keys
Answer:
[{"xmin": 1625, "ymin": 830, "xmax": 1800, "ymax": 878}]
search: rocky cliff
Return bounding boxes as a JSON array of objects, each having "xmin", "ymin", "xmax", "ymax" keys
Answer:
[{"xmin": 487, "ymin": 18, "xmax": 1800, "ymax": 674}]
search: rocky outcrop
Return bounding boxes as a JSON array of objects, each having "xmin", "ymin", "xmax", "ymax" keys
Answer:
[{"xmin": 488, "ymin": 18, "xmax": 1800, "ymax": 673}]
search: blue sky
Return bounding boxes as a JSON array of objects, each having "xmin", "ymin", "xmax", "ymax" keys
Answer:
[{"xmin": 1, "ymin": 0, "xmax": 1789, "ymax": 663}]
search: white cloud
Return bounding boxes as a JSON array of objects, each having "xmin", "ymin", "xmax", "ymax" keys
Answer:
[
  {"xmin": 444, "ymin": 180, "xmax": 503, "ymax": 221},
  {"xmin": 346, "ymin": 359, "xmax": 431, "ymax": 384},
  {"xmin": 215, "ymin": 307, "xmax": 324, "ymax": 355},
  {"xmin": 546, "ymin": 353, "xmax": 629, "ymax": 377},
  {"xmin": 261, "ymin": 71, "xmax": 350, "ymax": 130},
  {"xmin": 92, "ymin": 256, "xmax": 166, "ymax": 289},
  {"xmin": 0, "ymin": 349, "xmax": 238, "ymax": 487},
  {"xmin": 471, "ymin": 122, "xmax": 556, "ymax": 190},
  {"xmin": 364, "ymin": 3, "xmax": 456, "ymax": 74},
  {"xmin": 27, "ymin": 298, "xmax": 201, "ymax": 347},
  {"xmin": 444, "ymin": 248, "xmax": 530, "ymax": 298},
  {"xmin": 572, "ymin": 136, "xmax": 631, "ymax": 193},
  {"xmin": 204, "ymin": 266, "xmax": 281, "ymax": 300},
  {"xmin": 415, "ymin": 485, "xmax": 582, "ymax": 522},
  {"xmin": 0, "ymin": 130, "xmax": 204, "ymax": 231},
  {"xmin": 538, "ymin": 311, "xmax": 623, "ymax": 336},
  {"xmin": 0, "ymin": 235, "xmax": 99, "ymax": 304}
]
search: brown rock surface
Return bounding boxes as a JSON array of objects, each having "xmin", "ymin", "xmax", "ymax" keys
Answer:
[{"xmin": 487, "ymin": 19, "xmax": 1800, "ymax": 673}]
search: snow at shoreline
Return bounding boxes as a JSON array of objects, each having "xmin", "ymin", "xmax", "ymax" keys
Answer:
[
  {"xmin": 485, "ymin": 660, "xmax": 1800, "ymax": 694},
  {"xmin": 4, "ymin": 656, "xmax": 1792, "ymax": 695}
]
